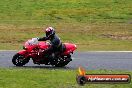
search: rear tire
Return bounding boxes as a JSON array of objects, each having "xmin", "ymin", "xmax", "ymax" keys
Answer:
[
  {"xmin": 55, "ymin": 60, "xmax": 70, "ymax": 67},
  {"xmin": 55, "ymin": 56, "xmax": 72, "ymax": 67},
  {"xmin": 12, "ymin": 53, "xmax": 30, "ymax": 66}
]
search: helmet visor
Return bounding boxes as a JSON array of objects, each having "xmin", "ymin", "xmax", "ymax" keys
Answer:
[{"xmin": 46, "ymin": 31, "xmax": 51, "ymax": 37}]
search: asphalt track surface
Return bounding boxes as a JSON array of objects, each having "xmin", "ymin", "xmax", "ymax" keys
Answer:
[{"xmin": 0, "ymin": 51, "xmax": 132, "ymax": 70}]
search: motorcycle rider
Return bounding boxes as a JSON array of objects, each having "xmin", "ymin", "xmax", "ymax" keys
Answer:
[{"xmin": 37, "ymin": 27, "xmax": 62, "ymax": 61}]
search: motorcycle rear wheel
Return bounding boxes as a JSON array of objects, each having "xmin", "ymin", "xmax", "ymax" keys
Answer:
[
  {"xmin": 55, "ymin": 61, "xmax": 70, "ymax": 67},
  {"xmin": 55, "ymin": 56, "xmax": 71, "ymax": 67}
]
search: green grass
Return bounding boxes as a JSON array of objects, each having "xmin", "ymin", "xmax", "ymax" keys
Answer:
[
  {"xmin": 0, "ymin": 0, "xmax": 132, "ymax": 50},
  {"xmin": 0, "ymin": 1, "xmax": 132, "ymax": 88},
  {"xmin": 0, "ymin": 68, "xmax": 132, "ymax": 88},
  {"xmin": 0, "ymin": 23, "xmax": 131, "ymax": 51},
  {"xmin": 0, "ymin": 0, "xmax": 131, "ymax": 24}
]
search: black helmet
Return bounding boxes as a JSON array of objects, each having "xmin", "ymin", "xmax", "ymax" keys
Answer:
[{"xmin": 45, "ymin": 27, "xmax": 55, "ymax": 37}]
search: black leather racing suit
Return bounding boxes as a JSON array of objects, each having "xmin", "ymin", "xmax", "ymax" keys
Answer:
[{"xmin": 38, "ymin": 34, "xmax": 62, "ymax": 57}]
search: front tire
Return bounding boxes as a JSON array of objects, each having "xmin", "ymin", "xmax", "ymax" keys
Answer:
[{"xmin": 12, "ymin": 53, "xmax": 30, "ymax": 66}]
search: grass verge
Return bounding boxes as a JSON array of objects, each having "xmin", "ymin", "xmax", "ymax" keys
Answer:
[
  {"xmin": 0, "ymin": 67, "xmax": 132, "ymax": 88},
  {"xmin": 0, "ymin": 23, "xmax": 132, "ymax": 51},
  {"xmin": 0, "ymin": 0, "xmax": 131, "ymax": 51}
]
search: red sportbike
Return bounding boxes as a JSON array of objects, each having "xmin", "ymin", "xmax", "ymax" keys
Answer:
[{"xmin": 12, "ymin": 38, "xmax": 77, "ymax": 67}]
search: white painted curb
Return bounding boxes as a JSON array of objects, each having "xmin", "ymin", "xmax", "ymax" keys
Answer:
[
  {"xmin": 0, "ymin": 50, "xmax": 18, "ymax": 51},
  {"xmin": 0, "ymin": 50, "xmax": 132, "ymax": 53},
  {"xmin": 86, "ymin": 51, "xmax": 132, "ymax": 53}
]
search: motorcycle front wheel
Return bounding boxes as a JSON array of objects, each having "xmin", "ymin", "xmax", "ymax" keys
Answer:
[{"xmin": 12, "ymin": 53, "xmax": 30, "ymax": 66}]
